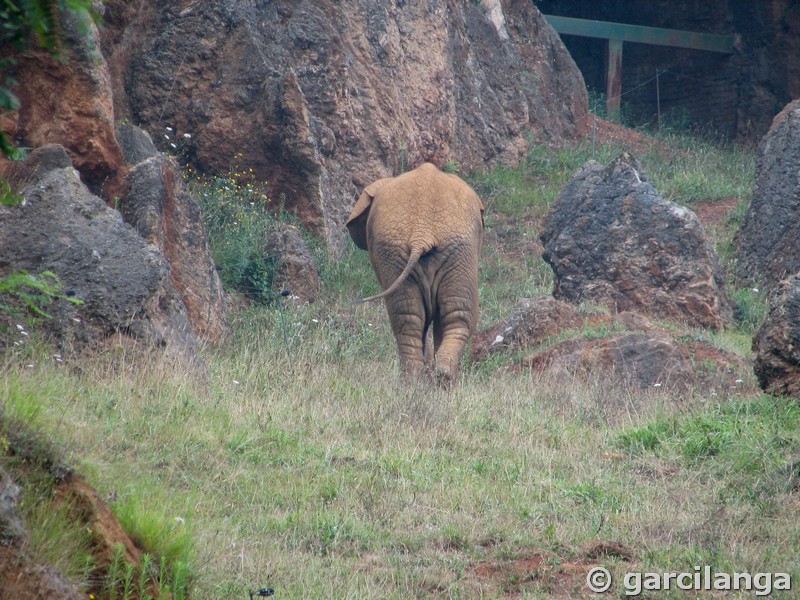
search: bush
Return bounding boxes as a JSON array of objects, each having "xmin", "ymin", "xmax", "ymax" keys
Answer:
[{"xmin": 189, "ymin": 167, "xmax": 281, "ymax": 304}]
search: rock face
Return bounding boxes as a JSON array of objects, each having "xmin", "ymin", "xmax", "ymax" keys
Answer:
[
  {"xmin": 753, "ymin": 274, "xmax": 800, "ymax": 398},
  {"xmin": 118, "ymin": 131, "xmax": 230, "ymax": 342},
  {"xmin": 0, "ymin": 145, "xmax": 197, "ymax": 360},
  {"xmin": 0, "ymin": 8, "xmax": 123, "ymax": 195},
  {"xmin": 540, "ymin": 153, "xmax": 732, "ymax": 330},
  {"xmin": 101, "ymin": 0, "xmax": 588, "ymax": 246},
  {"xmin": 736, "ymin": 100, "xmax": 800, "ymax": 289}
]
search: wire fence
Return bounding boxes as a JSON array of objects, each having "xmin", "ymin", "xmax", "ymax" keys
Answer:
[{"xmin": 546, "ymin": 61, "xmax": 736, "ymax": 154}]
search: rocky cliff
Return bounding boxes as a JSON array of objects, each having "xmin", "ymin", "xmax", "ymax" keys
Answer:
[{"xmin": 100, "ymin": 0, "xmax": 588, "ymax": 246}]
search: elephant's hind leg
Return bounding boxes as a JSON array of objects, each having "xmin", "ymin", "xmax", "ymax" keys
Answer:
[
  {"xmin": 384, "ymin": 288, "xmax": 429, "ymax": 382},
  {"xmin": 432, "ymin": 312, "xmax": 472, "ymax": 386},
  {"xmin": 432, "ymin": 262, "xmax": 479, "ymax": 386}
]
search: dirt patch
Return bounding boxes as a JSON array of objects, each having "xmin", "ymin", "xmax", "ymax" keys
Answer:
[
  {"xmin": 583, "ymin": 116, "xmax": 673, "ymax": 156},
  {"xmin": 469, "ymin": 552, "xmax": 591, "ymax": 597},
  {"xmin": 691, "ymin": 197, "xmax": 742, "ymax": 229},
  {"xmin": 467, "ymin": 541, "xmax": 636, "ymax": 597},
  {"xmin": 55, "ymin": 473, "xmax": 146, "ymax": 579}
]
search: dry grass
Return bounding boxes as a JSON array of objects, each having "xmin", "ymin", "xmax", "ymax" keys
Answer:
[{"xmin": 4, "ymin": 306, "xmax": 799, "ymax": 597}]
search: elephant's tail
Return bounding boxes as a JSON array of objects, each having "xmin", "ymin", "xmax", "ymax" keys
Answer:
[{"xmin": 355, "ymin": 246, "xmax": 425, "ymax": 304}]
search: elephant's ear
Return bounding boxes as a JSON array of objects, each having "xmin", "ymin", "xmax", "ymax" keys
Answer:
[
  {"xmin": 475, "ymin": 192, "xmax": 486, "ymax": 228},
  {"xmin": 346, "ymin": 178, "xmax": 392, "ymax": 250}
]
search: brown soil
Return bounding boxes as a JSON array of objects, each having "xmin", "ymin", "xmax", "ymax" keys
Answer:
[
  {"xmin": 467, "ymin": 542, "xmax": 634, "ymax": 598},
  {"xmin": 584, "ymin": 115, "xmax": 673, "ymax": 156},
  {"xmin": 692, "ymin": 196, "xmax": 742, "ymax": 229}
]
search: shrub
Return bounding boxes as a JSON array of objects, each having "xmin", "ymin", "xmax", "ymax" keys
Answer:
[{"xmin": 189, "ymin": 167, "xmax": 281, "ymax": 304}]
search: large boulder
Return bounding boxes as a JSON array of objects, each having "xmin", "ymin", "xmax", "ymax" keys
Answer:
[
  {"xmin": 0, "ymin": 6, "xmax": 123, "ymax": 196},
  {"xmin": 540, "ymin": 153, "xmax": 733, "ymax": 330},
  {"xmin": 736, "ymin": 99, "xmax": 800, "ymax": 289},
  {"xmin": 752, "ymin": 274, "xmax": 800, "ymax": 398},
  {"xmin": 0, "ymin": 145, "xmax": 198, "ymax": 361},
  {"xmin": 101, "ymin": 0, "xmax": 588, "ymax": 246},
  {"xmin": 118, "ymin": 133, "xmax": 230, "ymax": 342}
]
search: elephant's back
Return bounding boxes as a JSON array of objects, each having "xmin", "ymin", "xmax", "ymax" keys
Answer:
[{"xmin": 370, "ymin": 164, "xmax": 482, "ymax": 244}]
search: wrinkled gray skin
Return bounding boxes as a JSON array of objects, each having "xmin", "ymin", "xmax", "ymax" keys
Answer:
[{"xmin": 346, "ymin": 163, "xmax": 484, "ymax": 385}]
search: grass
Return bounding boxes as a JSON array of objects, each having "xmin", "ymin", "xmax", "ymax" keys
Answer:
[{"xmin": 3, "ymin": 131, "xmax": 797, "ymax": 598}]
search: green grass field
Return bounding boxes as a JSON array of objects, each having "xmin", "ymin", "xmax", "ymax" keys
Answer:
[{"xmin": 3, "ymin": 132, "xmax": 799, "ymax": 598}]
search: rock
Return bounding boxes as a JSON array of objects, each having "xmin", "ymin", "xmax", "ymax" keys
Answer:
[
  {"xmin": 736, "ymin": 100, "xmax": 800, "ymax": 289},
  {"xmin": 0, "ymin": 143, "xmax": 73, "ymax": 184},
  {"xmin": 540, "ymin": 153, "xmax": 732, "ymax": 330},
  {"xmin": 101, "ymin": 0, "xmax": 588, "ymax": 247},
  {"xmin": 522, "ymin": 331, "xmax": 694, "ymax": 389},
  {"xmin": 472, "ymin": 296, "xmax": 582, "ymax": 361},
  {"xmin": 0, "ymin": 6, "xmax": 123, "ymax": 196},
  {"xmin": 0, "ymin": 556, "xmax": 86, "ymax": 600},
  {"xmin": 752, "ymin": 274, "xmax": 800, "ymax": 398},
  {"xmin": 0, "ymin": 467, "xmax": 24, "ymax": 541},
  {"xmin": 474, "ymin": 297, "xmax": 750, "ymax": 392},
  {"xmin": 116, "ymin": 122, "xmax": 159, "ymax": 164},
  {"xmin": 119, "ymin": 149, "xmax": 230, "ymax": 342},
  {"xmin": 519, "ymin": 319, "xmax": 749, "ymax": 392},
  {"xmin": 266, "ymin": 226, "xmax": 320, "ymax": 304},
  {"xmin": 0, "ymin": 145, "xmax": 198, "ymax": 361}
]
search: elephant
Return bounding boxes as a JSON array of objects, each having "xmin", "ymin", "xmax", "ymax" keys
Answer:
[{"xmin": 346, "ymin": 162, "xmax": 484, "ymax": 385}]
